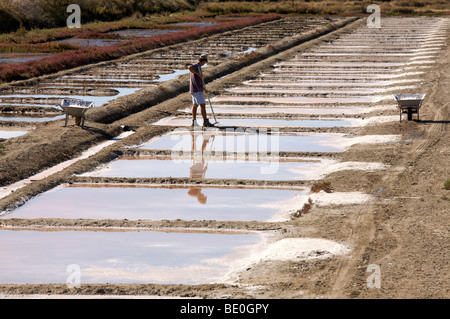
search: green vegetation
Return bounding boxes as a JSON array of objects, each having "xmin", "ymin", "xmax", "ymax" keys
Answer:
[
  {"xmin": 0, "ymin": 42, "xmax": 77, "ymax": 53},
  {"xmin": 198, "ymin": 0, "xmax": 450, "ymax": 16},
  {"xmin": 0, "ymin": 0, "xmax": 203, "ymax": 33},
  {"xmin": 445, "ymin": 179, "xmax": 450, "ymax": 190}
]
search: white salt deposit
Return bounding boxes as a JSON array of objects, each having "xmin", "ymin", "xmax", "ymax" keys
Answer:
[
  {"xmin": 288, "ymin": 161, "xmax": 389, "ymax": 180},
  {"xmin": 265, "ymin": 191, "xmax": 374, "ymax": 222},
  {"xmin": 219, "ymin": 236, "xmax": 350, "ymax": 283}
]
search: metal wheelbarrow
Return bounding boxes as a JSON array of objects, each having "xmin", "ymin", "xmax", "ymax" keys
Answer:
[
  {"xmin": 59, "ymin": 98, "xmax": 94, "ymax": 127},
  {"xmin": 393, "ymin": 93, "xmax": 426, "ymax": 122}
]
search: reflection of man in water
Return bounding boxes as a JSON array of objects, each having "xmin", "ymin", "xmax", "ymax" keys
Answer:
[
  {"xmin": 188, "ymin": 131, "xmax": 212, "ymax": 204},
  {"xmin": 187, "ymin": 187, "xmax": 207, "ymax": 204}
]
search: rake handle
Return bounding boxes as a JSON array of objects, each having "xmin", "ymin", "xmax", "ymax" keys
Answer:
[{"xmin": 207, "ymin": 94, "xmax": 217, "ymax": 123}]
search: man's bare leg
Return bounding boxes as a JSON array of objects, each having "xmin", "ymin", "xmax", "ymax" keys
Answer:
[
  {"xmin": 192, "ymin": 104, "xmax": 199, "ymax": 120},
  {"xmin": 200, "ymin": 104, "xmax": 207, "ymax": 120}
]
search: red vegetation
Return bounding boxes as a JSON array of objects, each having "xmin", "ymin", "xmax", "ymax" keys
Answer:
[{"xmin": 293, "ymin": 198, "xmax": 314, "ymax": 218}]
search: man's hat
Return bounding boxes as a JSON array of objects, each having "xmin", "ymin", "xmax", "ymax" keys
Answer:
[{"xmin": 199, "ymin": 54, "xmax": 208, "ymax": 62}]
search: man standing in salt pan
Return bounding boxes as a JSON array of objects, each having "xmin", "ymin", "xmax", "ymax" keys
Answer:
[{"xmin": 188, "ymin": 54, "xmax": 214, "ymax": 127}]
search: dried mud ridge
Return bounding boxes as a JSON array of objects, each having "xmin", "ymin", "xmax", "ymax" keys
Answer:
[{"xmin": 0, "ymin": 16, "xmax": 449, "ymax": 299}]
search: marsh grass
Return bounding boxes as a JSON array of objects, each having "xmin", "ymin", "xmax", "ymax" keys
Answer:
[
  {"xmin": 0, "ymin": 0, "xmax": 203, "ymax": 32},
  {"xmin": 199, "ymin": 0, "xmax": 449, "ymax": 16}
]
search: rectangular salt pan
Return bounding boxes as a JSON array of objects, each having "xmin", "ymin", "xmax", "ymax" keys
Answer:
[
  {"xmin": 0, "ymin": 115, "xmax": 64, "ymax": 122},
  {"xmin": 0, "ymin": 229, "xmax": 262, "ymax": 285},
  {"xmin": 0, "ymin": 88, "xmax": 141, "ymax": 107},
  {"xmin": 0, "ymin": 131, "xmax": 29, "ymax": 139},
  {"xmin": 211, "ymin": 96, "xmax": 380, "ymax": 104},
  {"xmin": 153, "ymin": 117, "xmax": 354, "ymax": 128},
  {"xmin": 5, "ymin": 185, "xmax": 305, "ymax": 222},
  {"xmin": 84, "ymin": 157, "xmax": 326, "ymax": 181},
  {"xmin": 138, "ymin": 131, "xmax": 347, "ymax": 153}
]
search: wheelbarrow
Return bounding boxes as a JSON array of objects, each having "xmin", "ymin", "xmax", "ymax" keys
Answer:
[
  {"xmin": 59, "ymin": 98, "xmax": 94, "ymax": 127},
  {"xmin": 393, "ymin": 93, "xmax": 426, "ymax": 122}
]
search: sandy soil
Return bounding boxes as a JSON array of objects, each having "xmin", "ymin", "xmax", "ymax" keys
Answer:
[{"xmin": 0, "ymin": 16, "xmax": 448, "ymax": 299}]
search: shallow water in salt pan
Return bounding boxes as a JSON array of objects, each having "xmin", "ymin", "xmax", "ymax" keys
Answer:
[
  {"xmin": 154, "ymin": 69, "xmax": 188, "ymax": 82},
  {"xmin": 183, "ymin": 104, "xmax": 391, "ymax": 115},
  {"xmin": 0, "ymin": 53, "xmax": 56, "ymax": 65},
  {"xmin": 0, "ymin": 229, "xmax": 262, "ymax": 284},
  {"xmin": 211, "ymin": 96, "xmax": 380, "ymax": 104},
  {"xmin": 138, "ymin": 131, "xmax": 347, "ymax": 153},
  {"xmin": 51, "ymin": 38, "xmax": 123, "ymax": 47},
  {"xmin": 0, "ymin": 130, "xmax": 29, "ymax": 139},
  {"xmin": 83, "ymin": 157, "xmax": 326, "ymax": 181},
  {"xmin": 0, "ymin": 115, "xmax": 64, "ymax": 122},
  {"xmin": 108, "ymin": 29, "xmax": 180, "ymax": 38},
  {"xmin": 153, "ymin": 117, "xmax": 355, "ymax": 128},
  {"xmin": 0, "ymin": 88, "xmax": 141, "ymax": 107},
  {"xmin": 5, "ymin": 185, "xmax": 305, "ymax": 222}
]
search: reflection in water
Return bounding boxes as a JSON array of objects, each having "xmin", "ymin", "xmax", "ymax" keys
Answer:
[
  {"xmin": 188, "ymin": 187, "xmax": 206, "ymax": 204},
  {"xmin": 142, "ymin": 128, "xmax": 344, "ymax": 153},
  {"xmin": 188, "ymin": 131, "xmax": 213, "ymax": 204},
  {"xmin": 6, "ymin": 186, "xmax": 305, "ymax": 222}
]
